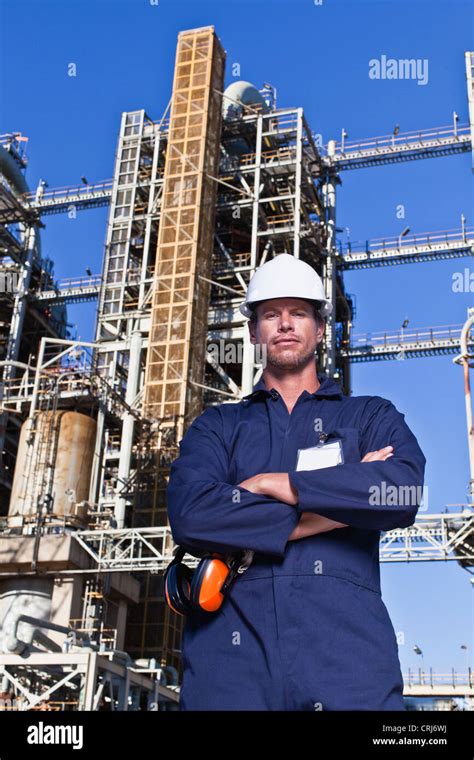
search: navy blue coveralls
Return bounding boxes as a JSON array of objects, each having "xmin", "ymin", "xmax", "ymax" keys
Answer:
[{"xmin": 166, "ymin": 374, "xmax": 426, "ymax": 711}]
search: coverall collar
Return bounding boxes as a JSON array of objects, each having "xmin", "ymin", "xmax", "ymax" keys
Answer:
[{"xmin": 242, "ymin": 372, "xmax": 343, "ymax": 402}]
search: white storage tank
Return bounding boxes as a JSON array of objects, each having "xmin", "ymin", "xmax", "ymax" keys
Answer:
[{"xmin": 9, "ymin": 411, "xmax": 97, "ymax": 527}]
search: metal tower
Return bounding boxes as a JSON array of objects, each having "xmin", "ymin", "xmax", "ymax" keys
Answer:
[{"xmin": 0, "ymin": 30, "xmax": 472, "ymax": 710}]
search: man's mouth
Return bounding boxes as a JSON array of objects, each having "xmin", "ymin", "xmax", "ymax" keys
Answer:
[{"xmin": 274, "ymin": 338, "xmax": 300, "ymax": 345}]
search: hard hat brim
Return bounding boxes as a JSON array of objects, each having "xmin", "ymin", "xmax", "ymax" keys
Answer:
[{"xmin": 240, "ymin": 299, "xmax": 332, "ymax": 319}]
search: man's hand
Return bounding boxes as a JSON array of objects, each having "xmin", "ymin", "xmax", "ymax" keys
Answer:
[
  {"xmin": 238, "ymin": 473, "xmax": 298, "ymax": 505},
  {"xmin": 238, "ymin": 445, "xmax": 394, "ymax": 509},
  {"xmin": 288, "ymin": 444, "xmax": 396, "ymax": 539},
  {"xmin": 361, "ymin": 445, "xmax": 393, "ymax": 463},
  {"xmin": 238, "ymin": 444, "xmax": 394, "ymax": 541}
]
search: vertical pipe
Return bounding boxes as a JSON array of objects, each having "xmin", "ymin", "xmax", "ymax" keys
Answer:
[
  {"xmin": 322, "ymin": 169, "xmax": 337, "ymax": 377},
  {"xmin": 88, "ymin": 409, "xmax": 105, "ymax": 506},
  {"xmin": 139, "ymin": 127, "xmax": 161, "ymax": 309},
  {"xmin": 81, "ymin": 652, "xmax": 98, "ymax": 711},
  {"xmin": 458, "ymin": 311, "xmax": 474, "ymax": 503},
  {"xmin": 16, "ymin": 336, "xmax": 47, "ymax": 506},
  {"xmin": 250, "ymin": 114, "xmax": 263, "ymax": 270},
  {"xmin": 293, "ymin": 108, "xmax": 303, "ymax": 259},
  {"xmin": 241, "ymin": 327, "xmax": 255, "ymax": 397},
  {"xmin": 243, "ymin": 112, "xmax": 264, "ymax": 396},
  {"xmin": 463, "ymin": 354, "xmax": 474, "ymax": 502},
  {"xmin": 116, "ymin": 329, "xmax": 142, "ymax": 527}
]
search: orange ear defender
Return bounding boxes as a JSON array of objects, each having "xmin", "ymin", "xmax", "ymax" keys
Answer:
[{"xmin": 164, "ymin": 546, "xmax": 253, "ymax": 616}]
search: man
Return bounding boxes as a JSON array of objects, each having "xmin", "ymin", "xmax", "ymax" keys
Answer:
[{"xmin": 166, "ymin": 253, "xmax": 426, "ymax": 711}]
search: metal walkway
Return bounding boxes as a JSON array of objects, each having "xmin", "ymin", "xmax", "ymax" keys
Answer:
[
  {"xmin": 340, "ymin": 226, "xmax": 474, "ymax": 269},
  {"xmin": 323, "ymin": 123, "xmax": 472, "ymax": 170},
  {"xmin": 344, "ymin": 322, "xmax": 474, "ymax": 362}
]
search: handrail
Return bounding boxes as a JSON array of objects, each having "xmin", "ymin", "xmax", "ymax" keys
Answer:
[{"xmin": 323, "ymin": 123, "xmax": 471, "ymax": 155}]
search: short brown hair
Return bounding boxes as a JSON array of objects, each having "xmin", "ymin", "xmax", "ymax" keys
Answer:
[{"xmin": 249, "ymin": 299, "xmax": 325, "ymax": 325}]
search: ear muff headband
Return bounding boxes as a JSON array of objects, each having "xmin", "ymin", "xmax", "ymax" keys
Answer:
[{"xmin": 165, "ymin": 549, "xmax": 246, "ymax": 615}]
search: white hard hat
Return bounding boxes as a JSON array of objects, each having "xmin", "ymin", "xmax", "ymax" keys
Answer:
[{"xmin": 239, "ymin": 254, "xmax": 333, "ymax": 319}]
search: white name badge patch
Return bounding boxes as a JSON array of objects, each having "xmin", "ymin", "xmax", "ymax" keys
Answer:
[{"xmin": 296, "ymin": 440, "xmax": 343, "ymax": 472}]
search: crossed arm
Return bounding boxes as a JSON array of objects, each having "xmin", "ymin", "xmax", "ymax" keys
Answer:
[
  {"xmin": 167, "ymin": 398, "xmax": 426, "ymax": 558},
  {"xmin": 238, "ymin": 446, "xmax": 395, "ymax": 541}
]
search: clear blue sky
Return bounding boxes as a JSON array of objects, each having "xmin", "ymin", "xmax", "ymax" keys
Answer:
[{"xmin": 1, "ymin": 0, "xmax": 473, "ymax": 679}]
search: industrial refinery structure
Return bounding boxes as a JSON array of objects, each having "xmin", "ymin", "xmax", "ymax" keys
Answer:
[{"xmin": 0, "ymin": 26, "xmax": 473, "ymax": 710}]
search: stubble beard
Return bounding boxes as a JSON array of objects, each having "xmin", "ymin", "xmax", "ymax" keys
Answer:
[{"xmin": 267, "ymin": 341, "xmax": 318, "ymax": 371}]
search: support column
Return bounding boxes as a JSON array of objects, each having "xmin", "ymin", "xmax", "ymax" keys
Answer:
[{"xmin": 321, "ymin": 150, "xmax": 338, "ymax": 377}]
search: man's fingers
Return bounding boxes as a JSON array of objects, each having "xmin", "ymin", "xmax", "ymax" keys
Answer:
[
  {"xmin": 361, "ymin": 445, "xmax": 394, "ymax": 462},
  {"xmin": 361, "ymin": 452, "xmax": 393, "ymax": 462},
  {"xmin": 365, "ymin": 449, "xmax": 393, "ymax": 461}
]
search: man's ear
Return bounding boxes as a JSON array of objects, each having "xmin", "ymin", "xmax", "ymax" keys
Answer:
[
  {"xmin": 248, "ymin": 321, "xmax": 256, "ymax": 345},
  {"xmin": 317, "ymin": 317, "xmax": 326, "ymax": 342}
]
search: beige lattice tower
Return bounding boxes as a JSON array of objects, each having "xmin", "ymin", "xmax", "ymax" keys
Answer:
[
  {"xmin": 143, "ymin": 26, "xmax": 225, "ymax": 440},
  {"xmin": 135, "ymin": 27, "xmax": 225, "ymax": 670}
]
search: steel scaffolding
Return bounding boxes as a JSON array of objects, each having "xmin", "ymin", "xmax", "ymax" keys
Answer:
[{"xmin": 0, "ymin": 30, "xmax": 472, "ymax": 710}]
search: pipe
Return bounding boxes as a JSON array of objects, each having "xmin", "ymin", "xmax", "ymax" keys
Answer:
[
  {"xmin": 4, "ymin": 613, "xmax": 91, "ymax": 654},
  {"xmin": 115, "ymin": 329, "xmax": 142, "ymax": 528},
  {"xmin": 31, "ymin": 629, "xmax": 62, "ymax": 653},
  {"xmin": 459, "ymin": 312, "xmax": 474, "ymax": 502}
]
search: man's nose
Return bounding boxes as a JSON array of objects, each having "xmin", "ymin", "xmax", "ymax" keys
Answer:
[{"xmin": 278, "ymin": 313, "xmax": 295, "ymax": 330}]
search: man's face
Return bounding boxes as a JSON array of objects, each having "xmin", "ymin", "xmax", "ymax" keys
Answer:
[{"xmin": 248, "ymin": 297, "xmax": 325, "ymax": 371}]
